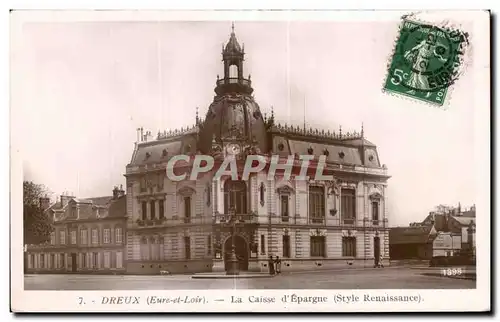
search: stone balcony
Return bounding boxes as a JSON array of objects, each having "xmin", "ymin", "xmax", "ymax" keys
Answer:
[{"xmin": 213, "ymin": 212, "xmax": 258, "ymax": 225}]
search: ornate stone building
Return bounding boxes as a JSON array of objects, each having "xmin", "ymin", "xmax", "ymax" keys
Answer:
[
  {"xmin": 125, "ymin": 26, "xmax": 390, "ymax": 274},
  {"xmin": 25, "ymin": 186, "xmax": 127, "ymax": 274}
]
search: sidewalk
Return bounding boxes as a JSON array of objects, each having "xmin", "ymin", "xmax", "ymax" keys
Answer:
[{"xmin": 281, "ymin": 265, "xmax": 404, "ymax": 275}]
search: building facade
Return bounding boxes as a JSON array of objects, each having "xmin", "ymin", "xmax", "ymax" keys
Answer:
[
  {"xmin": 125, "ymin": 27, "xmax": 391, "ymax": 274},
  {"xmin": 390, "ymin": 204, "xmax": 476, "ymax": 260},
  {"xmin": 421, "ymin": 205, "xmax": 476, "ymax": 255},
  {"xmin": 25, "ymin": 186, "xmax": 127, "ymax": 274}
]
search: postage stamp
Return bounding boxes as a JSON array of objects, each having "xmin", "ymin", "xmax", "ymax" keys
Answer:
[{"xmin": 384, "ymin": 18, "xmax": 470, "ymax": 106}]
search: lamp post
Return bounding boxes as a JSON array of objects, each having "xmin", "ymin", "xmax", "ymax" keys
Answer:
[{"xmin": 225, "ymin": 207, "xmax": 240, "ymax": 275}]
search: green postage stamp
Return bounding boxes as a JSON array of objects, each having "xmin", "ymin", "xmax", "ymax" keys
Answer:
[{"xmin": 384, "ymin": 18, "xmax": 469, "ymax": 106}]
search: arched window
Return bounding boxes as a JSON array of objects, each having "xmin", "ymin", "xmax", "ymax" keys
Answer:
[
  {"xmin": 224, "ymin": 180, "xmax": 248, "ymax": 214},
  {"xmin": 229, "ymin": 64, "xmax": 238, "ymax": 78}
]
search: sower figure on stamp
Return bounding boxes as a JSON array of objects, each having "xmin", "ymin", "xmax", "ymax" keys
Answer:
[
  {"xmin": 275, "ymin": 256, "xmax": 282, "ymax": 274},
  {"xmin": 268, "ymin": 255, "xmax": 275, "ymax": 275},
  {"xmin": 404, "ymin": 33, "xmax": 447, "ymax": 96}
]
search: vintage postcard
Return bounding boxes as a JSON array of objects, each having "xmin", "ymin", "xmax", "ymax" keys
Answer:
[{"xmin": 10, "ymin": 10, "xmax": 490, "ymax": 313}]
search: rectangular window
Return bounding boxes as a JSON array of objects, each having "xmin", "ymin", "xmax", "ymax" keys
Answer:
[
  {"xmin": 281, "ymin": 195, "xmax": 289, "ymax": 222},
  {"xmin": 283, "ymin": 235, "xmax": 291, "ymax": 258},
  {"xmin": 115, "ymin": 228, "xmax": 122, "ymax": 244},
  {"xmin": 158, "ymin": 173, "xmax": 164, "ymax": 191},
  {"xmin": 207, "ymin": 235, "xmax": 212, "ymax": 255},
  {"xmin": 104, "ymin": 252, "xmax": 110, "ymax": 268},
  {"xmin": 30, "ymin": 254, "xmax": 35, "ymax": 268},
  {"xmin": 342, "ymin": 237, "xmax": 357, "ymax": 257},
  {"xmin": 60, "ymin": 253, "xmax": 65, "ymax": 269},
  {"xmin": 372, "ymin": 201, "xmax": 379, "ymax": 225},
  {"xmin": 309, "ymin": 186, "xmax": 325, "ymax": 224},
  {"xmin": 341, "ymin": 189, "xmax": 356, "ymax": 225},
  {"xmin": 40, "ymin": 254, "xmax": 45, "ymax": 268},
  {"xmin": 184, "ymin": 236, "xmax": 191, "ymax": 259},
  {"xmin": 310, "ymin": 236, "xmax": 326, "ymax": 257},
  {"xmin": 70, "ymin": 231, "xmax": 77, "ymax": 244},
  {"xmin": 260, "ymin": 235, "xmax": 266, "ymax": 254},
  {"xmin": 103, "ymin": 229, "xmax": 111, "ymax": 244},
  {"xmin": 140, "ymin": 177, "xmax": 147, "ymax": 192},
  {"xmin": 50, "ymin": 254, "xmax": 55, "ymax": 268},
  {"xmin": 80, "ymin": 229, "xmax": 88, "ymax": 245},
  {"xmin": 150, "ymin": 200, "xmax": 156, "ymax": 219},
  {"xmin": 59, "ymin": 231, "xmax": 66, "ymax": 245},
  {"xmin": 111, "ymin": 252, "xmax": 116, "ymax": 268},
  {"xmin": 50, "ymin": 232, "xmax": 55, "ymax": 245},
  {"xmin": 159, "ymin": 199, "xmax": 165, "ymax": 219},
  {"xmin": 141, "ymin": 201, "xmax": 147, "ymax": 220},
  {"xmin": 81, "ymin": 253, "xmax": 87, "ymax": 268},
  {"xmin": 91, "ymin": 229, "xmax": 98, "ymax": 244},
  {"xmin": 184, "ymin": 197, "xmax": 191, "ymax": 223},
  {"xmin": 116, "ymin": 251, "xmax": 123, "ymax": 269},
  {"xmin": 93, "ymin": 252, "xmax": 99, "ymax": 269}
]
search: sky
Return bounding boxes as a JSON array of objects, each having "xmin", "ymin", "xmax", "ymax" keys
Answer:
[{"xmin": 12, "ymin": 18, "xmax": 478, "ymax": 227}]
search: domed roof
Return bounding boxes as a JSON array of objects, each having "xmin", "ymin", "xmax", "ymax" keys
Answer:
[
  {"xmin": 198, "ymin": 93, "xmax": 269, "ymax": 154},
  {"xmin": 224, "ymin": 31, "xmax": 242, "ymax": 53}
]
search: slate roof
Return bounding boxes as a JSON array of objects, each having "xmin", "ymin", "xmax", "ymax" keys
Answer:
[
  {"xmin": 389, "ymin": 225, "xmax": 437, "ymax": 245},
  {"xmin": 49, "ymin": 195, "xmax": 126, "ymax": 222},
  {"xmin": 452, "ymin": 216, "xmax": 475, "ymax": 226}
]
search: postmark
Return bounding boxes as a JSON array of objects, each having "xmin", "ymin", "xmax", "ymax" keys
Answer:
[{"xmin": 383, "ymin": 18, "xmax": 470, "ymax": 107}]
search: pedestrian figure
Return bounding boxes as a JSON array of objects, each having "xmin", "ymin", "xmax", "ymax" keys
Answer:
[
  {"xmin": 379, "ymin": 254, "xmax": 384, "ymax": 268},
  {"xmin": 268, "ymin": 255, "xmax": 275, "ymax": 275},
  {"xmin": 275, "ymin": 256, "xmax": 282, "ymax": 274}
]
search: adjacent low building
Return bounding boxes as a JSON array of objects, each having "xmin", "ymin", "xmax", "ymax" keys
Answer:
[
  {"xmin": 389, "ymin": 204, "xmax": 476, "ymax": 260},
  {"xmin": 25, "ymin": 186, "xmax": 127, "ymax": 274}
]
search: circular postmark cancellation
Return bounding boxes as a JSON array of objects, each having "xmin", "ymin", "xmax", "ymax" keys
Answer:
[{"xmin": 384, "ymin": 19, "xmax": 470, "ymax": 106}]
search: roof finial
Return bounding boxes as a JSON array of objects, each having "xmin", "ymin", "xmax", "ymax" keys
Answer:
[
  {"xmin": 361, "ymin": 122, "xmax": 364, "ymax": 138},
  {"xmin": 231, "ymin": 21, "xmax": 235, "ymax": 34},
  {"xmin": 339, "ymin": 125, "xmax": 342, "ymax": 138},
  {"xmin": 195, "ymin": 107, "xmax": 200, "ymax": 125}
]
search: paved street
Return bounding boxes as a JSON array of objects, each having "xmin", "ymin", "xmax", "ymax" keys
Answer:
[{"xmin": 24, "ymin": 267, "xmax": 475, "ymax": 290}]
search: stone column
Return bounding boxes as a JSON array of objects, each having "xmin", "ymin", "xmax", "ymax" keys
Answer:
[
  {"xmin": 155, "ymin": 200, "xmax": 160, "ymax": 220},
  {"xmin": 146, "ymin": 200, "xmax": 151, "ymax": 220}
]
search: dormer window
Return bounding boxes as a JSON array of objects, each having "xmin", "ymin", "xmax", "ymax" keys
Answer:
[
  {"xmin": 144, "ymin": 152, "xmax": 151, "ymax": 160},
  {"xmin": 278, "ymin": 143, "xmax": 284, "ymax": 151},
  {"xmin": 339, "ymin": 151, "xmax": 345, "ymax": 159},
  {"xmin": 307, "ymin": 147, "xmax": 314, "ymax": 155},
  {"xmin": 162, "ymin": 149, "xmax": 168, "ymax": 158},
  {"xmin": 368, "ymin": 155, "xmax": 374, "ymax": 161},
  {"xmin": 323, "ymin": 149, "xmax": 330, "ymax": 156}
]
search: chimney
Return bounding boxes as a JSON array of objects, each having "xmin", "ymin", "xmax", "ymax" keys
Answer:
[
  {"xmin": 60, "ymin": 194, "xmax": 75, "ymax": 208},
  {"xmin": 39, "ymin": 197, "xmax": 51, "ymax": 210}
]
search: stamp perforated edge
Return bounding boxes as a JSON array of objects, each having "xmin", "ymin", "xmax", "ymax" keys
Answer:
[{"xmin": 381, "ymin": 11, "xmax": 473, "ymax": 110}]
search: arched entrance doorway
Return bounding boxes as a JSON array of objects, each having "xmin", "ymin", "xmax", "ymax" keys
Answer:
[{"xmin": 224, "ymin": 235, "xmax": 249, "ymax": 271}]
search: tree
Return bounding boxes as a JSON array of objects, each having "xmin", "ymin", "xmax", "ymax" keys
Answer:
[{"xmin": 23, "ymin": 181, "xmax": 53, "ymax": 245}]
